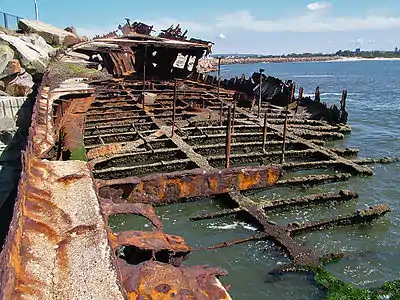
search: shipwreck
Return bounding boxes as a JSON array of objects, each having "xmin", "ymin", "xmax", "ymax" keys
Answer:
[{"xmin": 0, "ymin": 19, "xmax": 398, "ymax": 299}]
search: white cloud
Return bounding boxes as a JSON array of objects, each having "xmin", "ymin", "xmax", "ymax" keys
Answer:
[
  {"xmin": 218, "ymin": 33, "xmax": 226, "ymax": 39},
  {"xmin": 216, "ymin": 10, "xmax": 400, "ymax": 32},
  {"xmin": 307, "ymin": 2, "xmax": 331, "ymax": 11},
  {"xmin": 351, "ymin": 38, "xmax": 364, "ymax": 45}
]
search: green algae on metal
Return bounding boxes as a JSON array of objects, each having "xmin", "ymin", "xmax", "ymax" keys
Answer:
[
  {"xmin": 70, "ymin": 142, "xmax": 87, "ymax": 161},
  {"xmin": 309, "ymin": 266, "xmax": 399, "ymax": 300}
]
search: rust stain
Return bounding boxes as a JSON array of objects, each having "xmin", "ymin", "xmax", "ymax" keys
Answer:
[{"xmin": 56, "ymin": 173, "xmax": 87, "ymax": 184}]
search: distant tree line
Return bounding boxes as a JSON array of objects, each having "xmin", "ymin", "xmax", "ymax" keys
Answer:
[
  {"xmin": 214, "ymin": 48, "xmax": 400, "ymax": 59},
  {"xmin": 335, "ymin": 49, "xmax": 400, "ymax": 58}
]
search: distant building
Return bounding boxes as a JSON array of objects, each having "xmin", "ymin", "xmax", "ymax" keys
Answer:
[
  {"xmin": 395, "ymin": 47, "xmax": 398, "ymax": 54},
  {"xmin": 355, "ymin": 48, "xmax": 361, "ymax": 55}
]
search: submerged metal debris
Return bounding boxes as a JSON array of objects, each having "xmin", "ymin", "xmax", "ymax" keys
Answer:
[{"xmin": 0, "ymin": 19, "xmax": 396, "ymax": 299}]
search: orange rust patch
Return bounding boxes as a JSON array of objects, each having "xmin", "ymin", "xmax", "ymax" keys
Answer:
[{"xmin": 56, "ymin": 173, "xmax": 87, "ymax": 184}]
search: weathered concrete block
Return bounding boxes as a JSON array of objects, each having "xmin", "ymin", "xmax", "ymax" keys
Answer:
[
  {"xmin": 18, "ymin": 19, "xmax": 77, "ymax": 46},
  {"xmin": 0, "ymin": 96, "xmax": 27, "ymax": 131}
]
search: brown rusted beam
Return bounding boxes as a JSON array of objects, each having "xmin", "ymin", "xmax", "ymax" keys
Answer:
[
  {"xmin": 231, "ymin": 94, "xmax": 237, "ymax": 133},
  {"xmin": 190, "ymin": 190, "xmax": 358, "ymax": 221},
  {"xmin": 276, "ymin": 173, "xmax": 352, "ymax": 187},
  {"xmin": 97, "ymin": 166, "xmax": 281, "ymax": 204},
  {"xmin": 262, "ymin": 111, "xmax": 268, "ymax": 153},
  {"xmin": 351, "ymin": 156, "xmax": 400, "ymax": 165},
  {"xmin": 280, "ymin": 86, "xmax": 293, "ymax": 163},
  {"xmin": 341, "ymin": 89, "xmax": 347, "ymax": 112},
  {"xmin": 200, "ymin": 235, "xmax": 263, "ymax": 251},
  {"xmin": 260, "ymin": 190, "xmax": 359, "ymax": 211},
  {"xmin": 189, "ymin": 207, "xmax": 243, "ymax": 221},
  {"xmin": 290, "ymin": 83, "xmax": 296, "ymax": 103},
  {"xmin": 286, "ymin": 204, "xmax": 391, "ymax": 235},
  {"xmin": 219, "ymin": 100, "xmax": 223, "ymax": 126},
  {"xmin": 111, "ymin": 229, "xmax": 192, "ymax": 252},
  {"xmin": 298, "ymin": 87, "xmax": 303, "ymax": 100},
  {"xmin": 225, "ymin": 106, "xmax": 232, "ymax": 168},
  {"xmin": 100, "ymin": 197, "xmax": 163, "ymax": 229},
  {"xmin": 258, "ymin": 69, "xmax": 264, "ymax": 118},
  {"xmin": 243, "ymin": 173, "xmax": 352, "ymax": 196},
  {"xmin": 171, "ymin": 79, "xmax": 177, "ymax": 138},
  {"xmin": 315, "ymin": 86, "xmax": 320, "ymax": 102}
]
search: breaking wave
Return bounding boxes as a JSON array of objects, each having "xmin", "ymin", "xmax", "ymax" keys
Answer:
[
  {"xmin": 291, "ymin": 74, "xmax": 334, "ymax": 78},
  {"xmin": 206, "ymin": 221, "xmax": 257, "ymax": 231}
]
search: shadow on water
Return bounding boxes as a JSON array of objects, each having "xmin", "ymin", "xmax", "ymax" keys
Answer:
[{"xmin": 0, "ymin": 88, "xmax": 36, "ymax": 249}]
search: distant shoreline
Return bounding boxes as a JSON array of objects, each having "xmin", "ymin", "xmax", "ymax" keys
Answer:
[{"xmin": 209, "ymin": 56, "xmax": 400, "ymax": 66}]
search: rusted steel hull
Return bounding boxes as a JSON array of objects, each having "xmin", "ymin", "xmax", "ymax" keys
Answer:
[
  {"xmin": 0, "ymin": 155, "xmax": 125, "ymax": 300},
  {"xmin": 0, "ymin": 29, "xmax": 395, "ymax": 299}
]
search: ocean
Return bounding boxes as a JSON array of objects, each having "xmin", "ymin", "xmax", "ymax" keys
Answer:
[{"xmin": 110, "ymin": 60, "xmax": 400, "ymax": 299}]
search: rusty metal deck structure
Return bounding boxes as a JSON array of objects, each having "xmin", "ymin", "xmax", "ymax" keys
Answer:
[{"xmin": 0, "ymin": 26, "xmax": 396, "ymax": 299}]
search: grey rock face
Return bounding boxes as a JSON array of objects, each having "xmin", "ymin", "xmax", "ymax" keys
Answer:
[
  {"xmin": 5, "ymin": 71, "xmax": 34, "ymax": 97},
  {"xmin": 0, "ymin": 44, "xmax": 14, "ymax": 77},
  {"xmin": 0, "ymin": 33, "xmax": 51, "ymax": 74},
  {"xmin": 18, "ymin": 19, "xmax": 77, "ymax": 46}
]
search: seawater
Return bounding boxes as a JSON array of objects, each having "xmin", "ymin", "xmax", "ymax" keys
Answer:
[{"xmin": 110, "ymin": 60, "xmax": 400, "ymax": 299}]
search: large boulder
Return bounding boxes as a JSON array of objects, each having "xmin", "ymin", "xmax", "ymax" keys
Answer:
[
  {"xmin": 0, "ymin": 33, "xmax": 51, "ymax": 74},
  {"xmin": 0, "ymin": 59, "xmax": 22, "ymax": 80},
  {"xmin": 0, "ymin": 44, "xmax": 14, "ymax": 77},
  {"xmin": 18, "ymin": 19, "xmax": 77, "ymax": 46},
  {"xmin": 5, "ymin": 71, "xmax": 34, "ymax": 97},
  {"xmin": 20, "ymin": 34, "xmax": 56, "ymax": 56}
]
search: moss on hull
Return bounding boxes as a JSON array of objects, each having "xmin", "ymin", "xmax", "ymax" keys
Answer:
[
  {"xmin": 47, "ymin": 61, "xmax": 110, "ymax": 90},
  {"xmin": 310, "ymin": 266, "xmax": 400, "ymax": 300},
  {"xmin": 70, "ymin": 142, "xmax": 87, "ymax": 161}
]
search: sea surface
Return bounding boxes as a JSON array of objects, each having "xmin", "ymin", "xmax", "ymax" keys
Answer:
[{"xmin": 110, "ymin": 60, "xmax": 400, "ymax": 299}]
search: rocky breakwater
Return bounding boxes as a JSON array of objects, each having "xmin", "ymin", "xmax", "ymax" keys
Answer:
[
  {"xmin": 0, "ymin": 19, "xmax": 88, "ymax": 244},
  {"xmin": 211, "ymin": 55, "xmax": 341, "ymax": 66}
]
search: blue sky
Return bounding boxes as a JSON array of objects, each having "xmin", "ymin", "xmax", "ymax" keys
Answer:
[{"xmin": 2, "ymin": 0, "xmax": 400, "ymax": 54}]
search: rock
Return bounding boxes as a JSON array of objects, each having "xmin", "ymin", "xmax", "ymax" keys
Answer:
[
  {"xmin": 64, "ymin": 26, "xmax": 77, "ymax": 35},
  {"xmin": 18, "ymin": 19, "xmax": 77, "ymax": 46},
  {"xmin": 63, "ymin": 35, "xmax": 81, "ymax": 47},
  {"xmin": 0, "ymin": 33, "xmax": 51, "ymax": 74},
  {"xmin": 20, "ymin": 34, "xmax": 56, "ymax": 56},
  {"xmin": 0, "ymin": 44, "xmax": 14, "ymax": 77},
  {"xmin": 0, "ymin": 117, "xmax": 16, "ymax": 132},
  {"xmin": 5, "ymin": 71, "xmax": 34, "ymax": 96},
  {"xmin": 63, "ymin": 35, "xmax": 89, "ymax": 47},
  {"xmin": 0, "ymin": 59, "xmax": 22, "ymax": 79},
  {"xmin": 0, "ymin": 96, "xmax": 28, "ymax": 131},
  {"xmin": 80, "ymin": 36, "xmax": 89, "ymax": 43}
]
